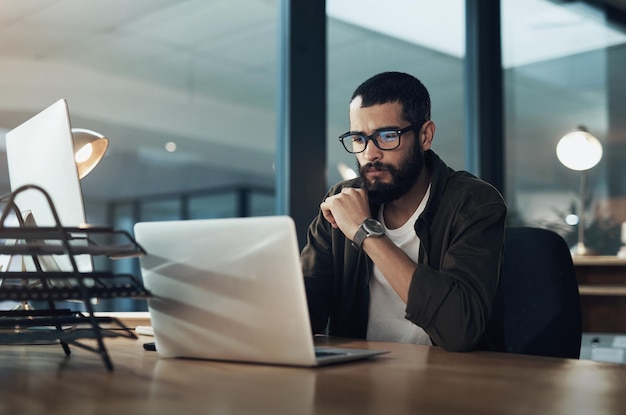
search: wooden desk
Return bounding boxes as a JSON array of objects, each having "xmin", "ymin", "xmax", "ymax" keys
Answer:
[
  {"xmin": 574, "ymin": 256, "xmax": 626, "ymax": 333},
  {"xmin": 2, "ymin": 324, "xmax": 626, "ymax": 414}
]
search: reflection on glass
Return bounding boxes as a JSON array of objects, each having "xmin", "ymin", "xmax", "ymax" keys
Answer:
[
  {"xmin": 188, "ymin": 193, "xmax": 237, "ymax": 219},
  {"xmin": 503, "ymin": 0, "xmax": 625, "ymax": 254}
]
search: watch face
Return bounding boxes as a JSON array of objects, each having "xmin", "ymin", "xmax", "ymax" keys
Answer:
[{"xmin": 363, "ymin": 218, "xmax": 384, "ymax": 235}]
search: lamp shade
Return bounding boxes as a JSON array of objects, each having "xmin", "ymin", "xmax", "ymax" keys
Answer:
[
  {"xmin": 71, "ymin": 128, "xmax": 109, "ymax": 179},
  {"xmin": 556, "ymin": 126, "xmax": 603, "ymax": 171}
]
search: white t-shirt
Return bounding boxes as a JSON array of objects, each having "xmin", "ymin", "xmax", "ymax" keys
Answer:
[{"xmin": 366, "ymin": 185, "xmax": 432, "ymax": 345}]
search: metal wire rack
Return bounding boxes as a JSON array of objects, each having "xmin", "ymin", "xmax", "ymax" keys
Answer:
[{"xmin": 0, "ymin": 184, "xmax": 150, "ymax": 370}]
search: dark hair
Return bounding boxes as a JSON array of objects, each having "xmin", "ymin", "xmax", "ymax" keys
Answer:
[{"xmin": 350, "ymin": 71, "xmax": 431, "ymax": 126}]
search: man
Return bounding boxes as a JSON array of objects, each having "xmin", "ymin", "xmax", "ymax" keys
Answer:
[{"xmin": 301, "ymin": 71, "xmax": 507, "ymax": 352}]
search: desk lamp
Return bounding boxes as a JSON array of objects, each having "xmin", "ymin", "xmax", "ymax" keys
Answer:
[
  {"xmin": 71, "ymin": 128, "xmax": 109, "ymax": 179},
  {"xmin": 556, "ymin": 126, "xmax": 603, "ymax": 256}
]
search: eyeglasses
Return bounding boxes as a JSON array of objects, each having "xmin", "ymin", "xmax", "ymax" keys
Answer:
[{"xmin": 338, "ymin": 124, "xmax": 417, "ymax": 154}]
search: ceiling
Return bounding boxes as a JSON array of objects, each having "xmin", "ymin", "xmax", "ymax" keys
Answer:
[
  {"xmin": 0, "ymin": 0, "xmax": 286, "ymax": 200},
  {"xmin": 0, "ymin": 0, "xmax": 625, "ymax": 205}
]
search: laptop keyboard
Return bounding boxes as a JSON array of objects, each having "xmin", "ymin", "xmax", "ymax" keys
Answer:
[{"xmin": 315, "ymin": 349, "xmax": 349, "ymax": 358}]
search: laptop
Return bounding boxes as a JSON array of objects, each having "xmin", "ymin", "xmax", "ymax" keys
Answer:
[{"xmin": 133, "ymin": 216, "xmax": 388, "ymax": 367}]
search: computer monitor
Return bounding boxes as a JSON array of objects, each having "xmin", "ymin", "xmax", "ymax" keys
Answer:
[{"xmin": 4, "ymin": 99, "xmax": 93, "ymax": 273}]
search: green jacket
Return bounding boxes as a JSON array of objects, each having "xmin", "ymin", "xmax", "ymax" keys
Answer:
[{"xmin": 301, "ymin": 150, "xmax": 507, "ymax": 352}]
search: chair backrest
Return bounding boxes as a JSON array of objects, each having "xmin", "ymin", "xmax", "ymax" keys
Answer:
[{"xmin": 481, "ymin": 227, "xmax": 582, "ymax": 358}]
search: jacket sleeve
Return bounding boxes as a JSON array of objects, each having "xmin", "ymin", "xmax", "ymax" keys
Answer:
[
  {"xmin": 301, "ymin": 209, "xmax": 335, "ymax": 334},
  {"xmin": 301, "ymin": 179, "xmax": 373, "ymax": 337},
  {"xmin": 404, "ymin": 196, "xmax": 507, "ymax": 352}
]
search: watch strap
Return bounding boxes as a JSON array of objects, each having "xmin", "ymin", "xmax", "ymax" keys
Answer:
[
  {"xmin": 351, "ymin": 218, "xmax": 384, "ymax": 250},
  {"xmin": 352, "ymin": 225, "xmax": 369, "ymax": 250}
]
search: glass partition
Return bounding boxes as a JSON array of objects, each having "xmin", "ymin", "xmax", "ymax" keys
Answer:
[
  {"xmin": 0, "ymin": 1, "xmax": 279, "ymax": 311},
  {"xmin": 502, "ymin": 0, "xmax": 626, "ymax": 254}
]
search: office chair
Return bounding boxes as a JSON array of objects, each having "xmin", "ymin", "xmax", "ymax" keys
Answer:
[{"xmin": 481, "ymin": 227, "xmax": 582, "ymax": 359}]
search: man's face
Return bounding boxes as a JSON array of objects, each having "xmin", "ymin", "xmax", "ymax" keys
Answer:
[{"xmin": 349, "ymin": 98, "xmax": 425, "ymax": 204}]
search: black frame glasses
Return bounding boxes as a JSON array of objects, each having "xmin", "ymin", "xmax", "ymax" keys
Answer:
[{"xmin": 338, "ymin": 124, "xmax": 417, "ymax": 154}]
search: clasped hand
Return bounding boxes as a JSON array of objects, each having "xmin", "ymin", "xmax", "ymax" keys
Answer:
[{"xmin": 320, "ymin": 187, "xmax": 372, "ymax": 241}]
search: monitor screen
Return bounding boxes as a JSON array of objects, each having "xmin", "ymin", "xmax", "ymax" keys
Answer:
[{"xmin": 4, "ymin": 99, "xmax": 93, "ymax": 273}]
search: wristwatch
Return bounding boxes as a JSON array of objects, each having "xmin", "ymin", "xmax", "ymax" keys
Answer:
[{"xmin": 352, "ymin": 218, "xmax": 385, "ymax": 250}]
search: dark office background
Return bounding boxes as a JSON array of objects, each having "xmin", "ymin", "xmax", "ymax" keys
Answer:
[{"xmin": 0, "ymin": 0, "xmax": 625, "ymax": 310}]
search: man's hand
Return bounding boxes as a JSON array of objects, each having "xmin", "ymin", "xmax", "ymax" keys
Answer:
[{"xmin": 320, "ymin": 187, "xmax": 371, "ymax": 240}]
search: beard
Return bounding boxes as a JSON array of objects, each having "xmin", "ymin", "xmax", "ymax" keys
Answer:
[{"xmin": 358, "ymin": 141, "xmax": 425, "ymax": 205}]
